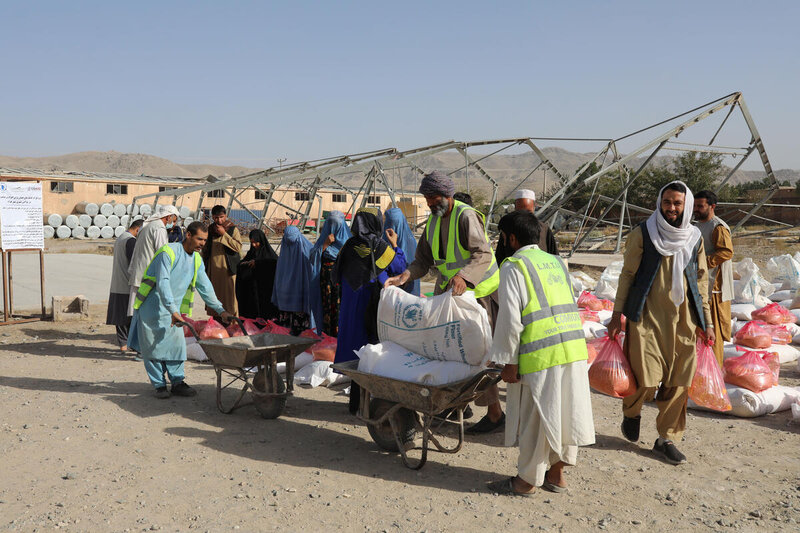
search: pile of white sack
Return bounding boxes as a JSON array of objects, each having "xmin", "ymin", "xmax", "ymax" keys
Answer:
[
  {"xmin": 44, "ymin": 202, "xmax": 195, "ymax": 240},
  {"xmin": 572, "ymin": 254, "xmax": 800, "ymax": 419},
  {"xmin": 351, "ymin": 286, "xmax": 492, "ymax": 385}
]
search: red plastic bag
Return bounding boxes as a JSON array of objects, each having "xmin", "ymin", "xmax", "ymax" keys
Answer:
[
  {"xmin": 586, "ymin": 333, "xmax": 622, "ymax": 365},
  {"xmin": 577, "ymin": 291, "xmax": 603, "ymax": 311},
  {"xmin": 588, "ymin": 335, "xmax": 637, "ymax": 398},
  {"xmin": 260, "ymin": 320, "xmax": 291, "ymax": 336},
  {"xmin": 751, "ymin": 302, "xmax": 796, "ymax": 325},
  {"xmin": 227, "ymin": 317, "xmax": 266, "ymax": 337},
  {"xmin": 180, "ymin": 315, "xmax": 205, "ymax": 338},
  {"xmin": 733, "ymin": 321, "xmax": 771, "ymax": 349},
  {"xmin": 600, "ymin": 299, "xmax": 615, "ymax": 311},
  {"xmin": 752, "ymin": 321, "xmax": 792, "ymax": 345},
  {"xmin": 199, "ymin": 317, "xmax": 229, "ymax": 340},
  {"xmin": 689, "ymin": 338, "xmax": 732, "ymax": 411},
  {"xmin": 580, "ymin": 309, "xmax": 600, "ymax": 324},
  {"xmin": 723, "ymin": 351, "xmax": 773, "ymax": 393},
  {"xmin": 299, "ymin": 329, "xmax": 322, "ymax": 341},
  {"xmin": 311, "ymin": 334, "xmax": 337, "ymax": 362},
  {"xmin": 744, "ymin": 350, "xmax": 780, "ymax": 386}
]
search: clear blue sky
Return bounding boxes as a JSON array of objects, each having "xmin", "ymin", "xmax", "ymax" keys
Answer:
[{"xmin": 1, "ymin": 1, "xmax": 798, "ymax": 170}]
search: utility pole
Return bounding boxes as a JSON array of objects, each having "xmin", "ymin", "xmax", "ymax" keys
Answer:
[{"xmin": 277, "ymin": 157, "xmax": 287, "ymax": 169}]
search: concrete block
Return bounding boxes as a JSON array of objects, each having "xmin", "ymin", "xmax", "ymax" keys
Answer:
[{"xmin": 52, "ymin": 295, "xmax": 89, "ymax": 321}]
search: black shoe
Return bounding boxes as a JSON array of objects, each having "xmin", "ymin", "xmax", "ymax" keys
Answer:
[
  {"xmin": 621, "ymin": 416, "xmax": 641, "ymax": 442},
  {"xmin": 171, "ymin": 381, "xmax": 197, "ymax": 397},
  {"xmin": 653, "ymin": 438, "xmax": 686, "ymax": 465},
  {"xmin": 434, "ymin": 405, "xmax": 474, "ymax": 421},
  {"xmin": 154, "ymin": 386, "xmax": 170, "ymax": 399},
  {"xmin": 465, "ymin": 413, "xmax": 505, "ymax": 434}
]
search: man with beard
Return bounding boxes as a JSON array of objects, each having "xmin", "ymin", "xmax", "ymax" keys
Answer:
[
  {"xmin": 693, "ymin": 190, "xmax": 734, "ymax": 366},
  {"xmin": 606, "ymin": 181, "xmax": 714, "ymax": 465},
  {"xmin": 385, "ymin": 171, "xmax": 503, "ymax": 432},
  {"xmin": 202, "ymin": 205, "xmax": 243, "ymax": 317}
]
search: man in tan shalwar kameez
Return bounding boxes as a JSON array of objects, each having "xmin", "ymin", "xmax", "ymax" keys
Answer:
[
  {"xmin": 607, "ymin": 181, "xmax": 715, "ymax": 465},
  {"xmin": 385, "ymin": 171, "xmax": 503, "ymax": 433},
  {"xmin": 202, "ymin": 205, "xmax": 243, "ymax": 317},
  {"xmin": 693, "ymin": 190, "xmax": 734, "ymax": 366}
]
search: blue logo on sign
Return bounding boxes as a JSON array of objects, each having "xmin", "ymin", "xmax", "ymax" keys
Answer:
[{"xmin": 401, "ymin": 303, "xmax": 423, "ymax": 328}]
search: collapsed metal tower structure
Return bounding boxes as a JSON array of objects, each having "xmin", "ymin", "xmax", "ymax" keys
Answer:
[{"xmin": 133, "ymin": 91, "xmax": 779, "ymax": 257}]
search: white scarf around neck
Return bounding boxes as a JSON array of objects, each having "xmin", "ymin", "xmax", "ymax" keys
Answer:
[{"xmin": 645, "ymin": 181, "xmax": 702, "ymax": 306}]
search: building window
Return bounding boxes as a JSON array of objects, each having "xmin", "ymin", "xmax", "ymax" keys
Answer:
[
  {"xmin": 50, "ymin": 181, "xmax": 74, "ymax": 193},
  {"xmin": 400, "ymin": 197, "xmax": 412, "ymax": 202},
  {"xmin": 367, "ymin": 195, "xmax": 381, "ymax": 204},
  {"xmin": 295, "ymin": 192, "xmax": 310, "ymax": 201},
  {"xmin": 207, "ymin": 189, "xmax": 225, "ymax": 198},
  {"xmin": 255, "ymin": 190, "xmax": 267, "ymax": 200},
  {"xmin": 106, "ymin": 184, "xmax": 128, "ymax": 195},
  {"xmin": 332, "ymin": 193, "xmax": 347, "ymax": 203},
  {"xmin": 159, "ymin": 186, "xmax": 168, "ymax": 192}
]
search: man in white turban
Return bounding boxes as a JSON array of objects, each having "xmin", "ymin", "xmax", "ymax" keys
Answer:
[{"xmin": 607, "ymin": 181, "xmax": 714, "ymax": 465}]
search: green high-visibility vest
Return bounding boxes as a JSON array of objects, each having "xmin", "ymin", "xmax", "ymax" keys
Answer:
[
  {"xmin": 133, "ymin": 244, "xmax": 203, "ymax": 317},
  {"xmin": 425, "ymin": 200, "xmax": 499, "ymax": 298},
  {"xmin": 507, "ymin": 247, "xmax": 587, "ymax": 375}
]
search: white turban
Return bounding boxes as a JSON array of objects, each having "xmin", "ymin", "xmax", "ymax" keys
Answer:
[{"xmin": 514, "ymin": 189, "xmax": 536, "ymax": 201}]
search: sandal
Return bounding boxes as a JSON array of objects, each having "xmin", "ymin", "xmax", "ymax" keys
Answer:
[
  {"xmin": 542, "ymin": 469, "xmax": 568, "ymax": 493},
  {"xmin": 487, "ymin": 477, "xmax": 535, "ymax": 497}
]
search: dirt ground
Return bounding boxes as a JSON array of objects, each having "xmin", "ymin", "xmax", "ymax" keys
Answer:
[{"xmin": 1, "ymin": 305, "xmax": 799, "ymax": 532}]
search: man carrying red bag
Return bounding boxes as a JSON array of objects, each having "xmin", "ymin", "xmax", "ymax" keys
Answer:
[
  {"xmin": 486, "ymin": 211, "xmax": 595, "ymax": 495},
  {"xmin": 607, "ymin": 181, "xmax": 714, "ymax": 465}
]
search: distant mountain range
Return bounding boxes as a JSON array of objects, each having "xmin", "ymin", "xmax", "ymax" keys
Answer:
[{"xmin": 1, "ymin": 149, "xmax": 797, "ymax": 201}]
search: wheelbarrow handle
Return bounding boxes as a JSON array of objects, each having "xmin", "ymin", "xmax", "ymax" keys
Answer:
[
  {"xmin": 175, "ymin": 320, "xmax": 200, "ymax": 341},
  {"xmin": 232, "ymin": 316, "xmax": 249, "ymax": 336}
]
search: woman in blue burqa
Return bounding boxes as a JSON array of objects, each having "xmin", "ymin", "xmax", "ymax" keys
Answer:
[
  {"xmin": 333, "ymin": 208, "xmax": 407, "ymax": 413},
  {"xmin": 272, "ymin": 226, "xmax": 323, "ymax": 334},
  {"xmin": 310, "ymin": 211, "xmax": 351, "ymax": 336},
  {"xmin": 382, "ymin": 207, "xmax": 419, "ymax": 296}
]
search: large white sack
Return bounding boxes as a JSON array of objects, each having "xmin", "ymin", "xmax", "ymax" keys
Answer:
[
  {"xmin": 294, "ymin": 360, "xmax": 334, "ymax": 388},
  {"xmin": 733, "ymin": 258, "xmax": 775, "ymax": 304},
  {"xmin": 791, "ymin": 309, "xmax": 800, "ymax": 321},
  {"xmin": 769, "ymin": 289, "xmax": 794, "ymax": 302},
  {"xmin": 597, "ymin": 309, "xmax": 613, "ymax": 325},
  {"xmin": 277, "ymin": 351, "xmax": 313, "ymax": 374},
  {"xmin": 583, "ymin": 321, "xmax": 606, "ymax": 339},
  {"xmin": 377, "ymin": 286, "xmax": 491, "ymax": 365},
  {"xmin": 594, "ymin": 261, "xmax": 623, "ymax": 301},
  {"xmin": 356, "ymin": 342, "xmax": 480, "ymax": 386},
  {"xmin": 186, "ymin": 343, "xmax": 208, "ymax": 362},
  {"xmin": 730, "ymin": 303, "xmax": 757, "ymax": 321},
  {"xmin": 766, "ymin": 254, "xmax": 800, "ymax": 289},
  {"xmin": 689, "ymin": 385, "xmax": 800, "ymax": 418},
  {"xmin": 570, "ymin": 271, "xmax": 596, "ymax": 296}
]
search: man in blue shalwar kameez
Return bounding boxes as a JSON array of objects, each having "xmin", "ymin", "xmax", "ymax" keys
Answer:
[{"xmin": 129, "ymin": 221, "xmax": 233, "ymax": 398}]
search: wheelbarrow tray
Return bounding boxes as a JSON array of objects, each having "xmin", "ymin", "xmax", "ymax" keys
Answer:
[
  {"xmin": 199, "ymin": 333, "xmax": 315, "ymax": 368},
  {"xmin": 332, "ymin": 360, "xmax": 498, "ymax": 415}
]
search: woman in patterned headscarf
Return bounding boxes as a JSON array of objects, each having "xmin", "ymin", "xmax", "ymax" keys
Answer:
[{"xmin": 333, "ymin": 208, "xmax": 408, "ymax": 413}]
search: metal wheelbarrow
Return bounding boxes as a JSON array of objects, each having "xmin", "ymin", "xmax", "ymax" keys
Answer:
[
  {"xmin": 332, "ymin": 360, "xmax": 501, "ymax": 469},
  {"xmin": 181, "ymin": 318, "xmax": 316, "ymax": 419}
]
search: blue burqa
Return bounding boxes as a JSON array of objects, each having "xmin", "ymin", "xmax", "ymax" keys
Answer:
[
  {"xmin": 129, "ymin": 243, "xmax": 224, "ymax": 360},
  {"xmin": 272, "ymin": 226, "xmax": 323, "ymax": 332},
  {"xmin": 311, "ymin": 211, "xmax": 351, "ymax": 261},
  {"xmin": 382, "ymin": 207, "xmax": 420, "ymax": 296}
]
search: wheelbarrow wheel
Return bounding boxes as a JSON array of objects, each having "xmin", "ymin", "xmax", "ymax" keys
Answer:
[
  {"xmin": 252, "ymin": 366, "xmax": 286, "ymax": 419},
  {"xmin": 367, "ymin": 398, "xmax": 416, "ymax": 452}
]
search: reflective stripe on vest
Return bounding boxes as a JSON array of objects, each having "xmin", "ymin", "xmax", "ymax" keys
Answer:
[
  {"xmin": 508, "ymin": 248, "xmax": 587, "ymax": 375},
  {"xmin": 133, "ymin": 245, "xmax": 203, "ymax": 317},
  {"xmin": 425, "ymin": 200, "xmax": 499, "ymax": 298}
]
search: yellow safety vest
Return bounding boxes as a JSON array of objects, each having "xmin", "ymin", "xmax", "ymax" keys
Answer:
[
  {"xmin": 133, "ymin": 244, "xmax": 203, "ymax": 317},
  {"xmin": 425, "ymin": 200, "xmax": 499, "ymax": 298},
  {"xmin": 507, "ymin": 247, "xmax": 587, "ymax": 375}
]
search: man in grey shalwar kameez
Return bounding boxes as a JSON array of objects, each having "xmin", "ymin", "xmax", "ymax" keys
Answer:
[{"xmin": 106, "ymin": 219, "xmax": 143, "ymax": 352}]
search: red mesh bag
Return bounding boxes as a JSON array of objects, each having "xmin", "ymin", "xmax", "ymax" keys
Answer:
[
  {"xmin": 588, "ymin": 335, "xmax": 637, "ymax": 398},
  {"xmin": 689, "ymin": 338, "xmax": 732, "ymax": 411},
  {"xmin": 580, "ymin": 310, "xmax": 600, "ymax": 324},
  {"xmin": 311, "ymin": 334, "xmax": 337, "ymax": 362},
  {"xmin": 198, "ymin": 317, "xmax": 229, "ymax": 340},
  {"xmin": 577, "ymin": 291, "xmax": 604, "ymax": 311},
  {"xmin": 723, "ymin": 351, "xmax": 773, "ymax": 393},
  {"xmin": 751, "ymin": 303, "xmax": 796, "ymax": 325},
  {"xmin": 733, "ymin": 321, "xmax": 771, "ymax": 349}
]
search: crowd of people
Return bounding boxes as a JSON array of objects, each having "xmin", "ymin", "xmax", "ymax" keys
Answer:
[{"xmin": 106, "ymin": 172, "xmax": 735, "ymax": 495}]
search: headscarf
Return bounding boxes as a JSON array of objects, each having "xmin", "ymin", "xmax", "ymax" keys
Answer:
[
  {"xmin": 419, "ymin": 170, "xmax": 455, "ymax": 198},
  {"xmin": 383, "ymin": 207, "xmax": 419, "ymax": 296},
  {"xmin": 272, "ymin": 226, "xmax": 322, "ymax": 331},
  {"xmin": 334, "ymin": 208, "xmax": 394, "ymax": 291},
  {"xmin": 244, "ymin": 229, "xmax": 278, "ymax": 262},
  {"xmin": 311, "ymin": 210, "xmax": 351, "ymax": 260},
  {"xmin": 645, "ymin": 181, "xmax": 702, "ymax": 306}
]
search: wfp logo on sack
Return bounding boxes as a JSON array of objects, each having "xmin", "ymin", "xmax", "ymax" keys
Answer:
[{"xmin": 401, "ymin": 303, "xmax": 423, "ymax": 328}]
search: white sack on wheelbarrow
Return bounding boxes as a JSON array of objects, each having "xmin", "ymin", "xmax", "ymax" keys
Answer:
[
  {"xmin": 356, "ymin": 341, "xmax": 480, "ymax": 386},
  {"xmin": 377, "ymin": 286, "xmax": 491, "ymax": 365}
]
